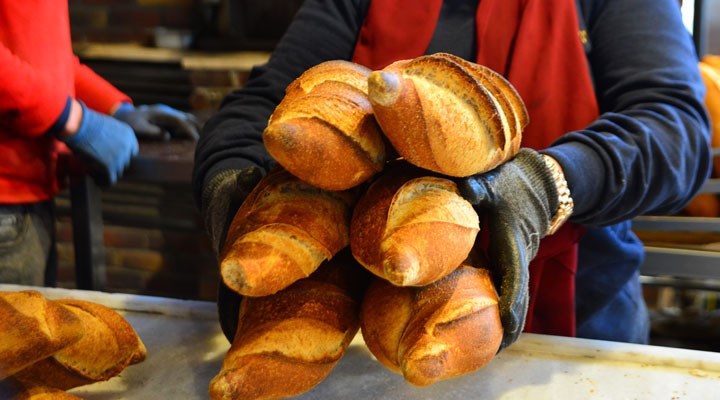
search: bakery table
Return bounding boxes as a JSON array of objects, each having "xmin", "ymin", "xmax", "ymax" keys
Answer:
[{"xmin": 3, "ymin": 284, "xmax": 719, "ymax": 399}]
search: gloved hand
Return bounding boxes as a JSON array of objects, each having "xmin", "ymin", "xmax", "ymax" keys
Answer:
[
  {"xmin": 200, "ymin": 167, "xmax": 264, "ymax": 341},
  {"xmin": 457, "ymin": 148, "xmax": 559, "ymax": 350},
  {"xmin": 113, "ymin": 103, "xmax": 200, "ymax": 141},
  {"xmin": 59, "ymin": 100, "xmax": 139, "ymax": 187}
]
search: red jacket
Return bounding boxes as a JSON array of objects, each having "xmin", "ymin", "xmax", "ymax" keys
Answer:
[{"xmin": 0, "ymin": 1, "xmax": 130, "ymax": 203}]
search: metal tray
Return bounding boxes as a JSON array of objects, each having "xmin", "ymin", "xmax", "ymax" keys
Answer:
[{"xmin": 3, "ymin": 284, "xmax": 719, "ymax": 399}]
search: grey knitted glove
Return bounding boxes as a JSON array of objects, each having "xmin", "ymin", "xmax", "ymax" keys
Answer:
[
  {"xmin": 201, "ymin": 167, "xmax": 264, "ymax": 256},
  {"xmin": 457, "ymin": 148, "xmax": 559, "ymax": 350}
]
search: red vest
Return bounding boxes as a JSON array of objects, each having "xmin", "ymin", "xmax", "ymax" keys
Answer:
[{"xmin": 352, "ymin": 0, "xmax": 599, "ymax": 336}]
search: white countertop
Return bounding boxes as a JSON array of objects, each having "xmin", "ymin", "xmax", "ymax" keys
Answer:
[{"xmin": 3, "ymin": 284, "xmax": 719, "ymax": 400}]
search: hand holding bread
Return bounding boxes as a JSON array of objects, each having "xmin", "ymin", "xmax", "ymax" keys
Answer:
[{"xmin": 213, "ymin": 53, "xmax": 530, "ymax": 397}]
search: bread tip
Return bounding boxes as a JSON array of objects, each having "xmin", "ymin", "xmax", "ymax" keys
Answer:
[
  {"xmin": 368, "ymin": 71, "xmax": 401, "ymax": 106},
  {"xmin": 382, "ymin": 250, "xmax": 420, "ymax": 286}
]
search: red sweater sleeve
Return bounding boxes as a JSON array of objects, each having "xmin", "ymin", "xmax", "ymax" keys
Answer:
[
  {"xmin": 73, "ymin": 56, "xmax": 132, "ymax": 114},
  {"xmin": 0, "ymin": 44, "xmax": 68, "ymax": 137}
]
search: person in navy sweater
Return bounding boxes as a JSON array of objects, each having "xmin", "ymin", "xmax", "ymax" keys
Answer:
[{"xmin": 193, "ymin": 0, "xmax": 711, "ymax": 348}]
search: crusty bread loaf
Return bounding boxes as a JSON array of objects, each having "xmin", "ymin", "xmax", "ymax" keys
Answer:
[
  {"xmin": 367, "ymin": 52, "xmax": 527, "ymax": 177},
  {"xmin": 264, "ymin": 60, "xmax": 387, "ymax": 191},
  {"xmin": 0, "ymin": 377, "xmax": 82, "ymax": 400},
  {"xmin": 209, "ymin": 250, "xmax": 369, "ymax": 400},
  {"xmin": 700, "ymin": 59, "xmax": 720, "ymax": 179},
  {"xmin": 14, "ymin": 299, "xmax": 146, "ymax": 390},
  {"xmin": 684, "ymin": 60, "xmax": 720, "ymax": 217},
  {"xmin": 221, "ymin": 167, "xmax": 357, "ymax": 297},
  {"xmin": 350, "ymin": 161, "xmax": 480, "ymax": 286},
  {"xmin": 0, "ymin": 291, "xmax": 84, "ymax": 380},
  {"xmin": 360, "ymin": 265, "xmax": 503, "ymax": 386}
]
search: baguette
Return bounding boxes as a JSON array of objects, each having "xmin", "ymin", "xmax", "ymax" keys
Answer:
[
  {"xmin": 264, "ymin": 60, "xmax": 387, "ymax": 191},
  {"xmin": 221, "ymin": 168, "xmax": 357, "ymax": 297},
  {"xmin": 209, "ymin": 250, "xmax": 369, "ymax": 400},
  {"xmin": 350, "ymin": 161, "xmax": 480, "ymax": 286},
  {"xmin": 360, "ymin": 265, "xmax": 503, "ymax": 386},
  {"xmin": 367, "ymin": 52, "xmax": 526, "ymax": 177},
  {"xmin": 14, "ymin": 299, "xmax": 146, "ymax": 390},
  {"xmin": 0, "ymin": 291, "xmax": 84, "ymax": 380},
  {"xmin": 0, "ymin": 377, "xmax": 81, "ymax": 400}
]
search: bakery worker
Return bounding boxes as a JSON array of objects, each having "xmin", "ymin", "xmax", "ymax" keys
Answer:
[
  {"xmin": 194, "ymin": 0, "xmax": 711, "ymax": 348},
  {"xmin": 0, "ymin": 2, "xmax": 200, "ymax": 286}
]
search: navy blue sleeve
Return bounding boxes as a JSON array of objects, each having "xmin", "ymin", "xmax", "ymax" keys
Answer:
[
  {"xmin": 192, "ymin": 0, "xmax": 369, "ymax": 208},
  {"xmin": 542, "ymin": 0, "xmax": 712, "ymax": 226}
]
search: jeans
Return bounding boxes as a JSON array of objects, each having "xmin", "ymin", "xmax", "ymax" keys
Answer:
[{"xmin": 0, "ymin": 201, "xmax": 56, "ymax": 286}]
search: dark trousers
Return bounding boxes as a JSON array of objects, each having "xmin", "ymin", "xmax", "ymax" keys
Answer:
[{"xmin": 0, "ymin": 201, "xmax": 56, "ymax": 286}]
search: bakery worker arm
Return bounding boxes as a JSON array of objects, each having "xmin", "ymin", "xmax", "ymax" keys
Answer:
[
  {"xmin": 458, "ymin": 149, "xmax": 563, "ymax": 350},
  {"xmin": 54, "ymin": 97, "xmax": 138, "ymax": 187}
]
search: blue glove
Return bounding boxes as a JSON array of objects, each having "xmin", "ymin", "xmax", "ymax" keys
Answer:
[
  {"xmin": 60, "ymin": 101, "xmax": 139, "ymax": 187},
  {"xmin": 114, "ymin": 103, "xmax": 200, "ymax": 141}
]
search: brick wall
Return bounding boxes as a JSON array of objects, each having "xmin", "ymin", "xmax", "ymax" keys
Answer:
[
  {"xmin": 61, "ymin": 1, "xmax": 275, "ymax": 301},
  {"xmin": 54, "ymin": 181, "xmax": 220, "ymax": 301}
]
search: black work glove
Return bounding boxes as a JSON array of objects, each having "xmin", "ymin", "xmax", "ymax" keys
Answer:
[
  {"xmin": 200, "ymin": 166, "xmax": 264, "ymax": 341},
  {"xmin": 457, "ymin": 148, "xmax": 559, "ymax": 351},
  {"xmin": 114, "ymin": 103, "xmax": 200, "ymax": 141}
]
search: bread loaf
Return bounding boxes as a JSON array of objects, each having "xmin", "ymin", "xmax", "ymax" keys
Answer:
[
  {"xmin": 350, "ymin": 161, "xmax": 480, "ymax": 286},
  {"xmin": 221, "ymin": 168, "xmax": 356, "ymax": 297},
  {"xmin": 209, "ymin": 250, "xmax": 369, "ymax": 400},
  {"xmin": 0, "ymin": 377, "xmax": 82, "ymax": 400},
  {"xmin": 360, "ymin": 265, "xmax": 503, "ymax": 386},
  {"xmin": 264, "ymin": 60, "xmax": 387, "ymax": 191},
  {"xmin": 14, "ymin": 299, "xmax": 147, "ymax": 390},
  {"xmin": 700, "ymin": 59, "xmax": 720, "ymax": 179},
  {"xmin": 0, "ymin": 291, "xmax": 84, "ymax": 380},
  {"xmin": 683, "ymin": 60, "xmax": 720, "ymax": 217},
  {"xmin": 367, "ymin": 52, "xmax": 527, "ymax": 177}
]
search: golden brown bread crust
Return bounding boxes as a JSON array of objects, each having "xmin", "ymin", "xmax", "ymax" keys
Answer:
[
  {"xmin": 684, "ymin": 60, "xmax": 720, "ymax": 217},
  {"xmin": 0, "ymin": 291, "xmax": 84, "ymax": 380},
  {"xmin": 368, "ymin": 52, "xmax": 525, "ymax": 177},
  {"xmin": 14, "ymin": 299, "xmax": 146, "ymax": 391},
  {"xmin": 0, "ymin": 377, "xmax": 82, "ymax": 400},
  {"xmin": 360, "ymin": 266, "xmax": 503, "ymax": 386},
  {"xmin": 264, "ymin": 60, "xmax": 386, "ymax": 191},
  {"xmin": 221, "ymin": 168, "xmax": 357, "ymax": 297},
  {"xmin": 700, "ymin": 59, "xmax": 720, "ymax": 179},
  {"xmin": 350, "ymin": 162, "xmax": 480, "ymax": 286},
  {"xmin": 433, "ymin": 53, "xmax": 527, "ymax": 156},
  {"xmin": 209, "ymin": 252, "xmax": 367, "ymax": 400}
]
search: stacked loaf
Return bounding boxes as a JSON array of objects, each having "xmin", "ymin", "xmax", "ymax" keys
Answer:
[
  {"xmin": 216, "ymin": 53, "xmax": 527, "ymax": 398},
  {"xmin": 0, "ymin": 290, "xmax": 146, "ymax": 398},
  {"xmin": 263, "ymin": 60, "xmax": 387, "ymax": 191},
  {"xmin": 682, "ymin": 56, "xmax": 720, "ymax": 217},
  {"xmin": 368, "ymin": 52, "xmax": 527, "ymax": 177}
]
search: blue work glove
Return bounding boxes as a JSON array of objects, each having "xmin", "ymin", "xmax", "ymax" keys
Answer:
[
  {"xmin": 59, "ymin": 101, "xmax": 139, "ymax": 187},
  {"xmin": 114, "ymin": 102, "xmax": 200, "ymax": 141},
  {"xmin": 457, "ymin": 148, "xmax": 559, "ymax": 350}
]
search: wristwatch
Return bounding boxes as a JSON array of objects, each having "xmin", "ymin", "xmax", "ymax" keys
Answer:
[{"xmin": 542, "ymin": 155, "xmax": 574, "ymax": 235}]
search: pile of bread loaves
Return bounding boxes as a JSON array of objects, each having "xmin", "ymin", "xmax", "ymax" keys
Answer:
[
  {"xmin": 0, "ymin": 290, "xmax": 146, "ymax": 399},
  {"xmin": 210, "ymin": 52, "xmax": 529, "ymax": 400}
]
